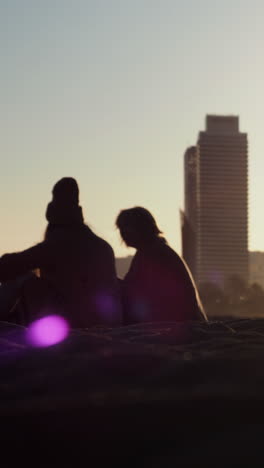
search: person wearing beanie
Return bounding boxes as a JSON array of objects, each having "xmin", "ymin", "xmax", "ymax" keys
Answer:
[
  {"xmin": 0, "ymin": 178, "xmax": 122, "ymax": 327},
  {"xmin": 45, "ymin": 177, "xmax": 84, "ymax": 226}
]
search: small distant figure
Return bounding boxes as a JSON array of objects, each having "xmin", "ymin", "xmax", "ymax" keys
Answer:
[
  {"xmin": 116, "ymin": 206, "xmax": 207, "ymax": 324},
  {"xmin": 0, "ymin": 177, "xmax": 122, "ymax": 327}
]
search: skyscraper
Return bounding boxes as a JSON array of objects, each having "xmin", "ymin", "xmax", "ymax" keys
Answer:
[
  {"xmin": 181, "ymin": 146, "xmax": 198, "ymax": 279},
  {"xmin": 182, "ymin": 115, "xmax": 248, "ymax": 288}
]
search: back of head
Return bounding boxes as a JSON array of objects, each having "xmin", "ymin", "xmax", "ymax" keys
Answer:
[
  {"xmin": 45, "ymin": 177, "xmax": 84, "ymax": 227},
  {"xmin": 116, "ymin": 206, "xmax": 166, "ymax": 244},
  {"xmin": 52, "ymin": 177, "xmax": 79, "ymax": 205}
]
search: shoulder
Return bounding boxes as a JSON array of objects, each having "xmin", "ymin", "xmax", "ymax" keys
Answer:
[
  {"xmin": 98, "ymin": 238, "xmax": 115, "ymax": 257},
  {"xmin": 163, "ymin": 243, "xmax": 185, "ymax": 265},
  {"xmin": 147, "ymin": 240, "xmax": 178, "ymax": 261},
  {"xmin": 91, "ymin": 233, "xmax": 113, "ymax": 251},
  {"xmin": 86, "ymin": 231, "xmax": 115, "ymax": 258},
  {"xmin": 149, "ymin": 241, "xmax": 190, "ymax": 274}
]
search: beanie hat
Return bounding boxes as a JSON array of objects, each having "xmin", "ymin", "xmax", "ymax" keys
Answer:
[{"xmin": 45, "ymin": 177, "xmax": 84, "ymax": 225}]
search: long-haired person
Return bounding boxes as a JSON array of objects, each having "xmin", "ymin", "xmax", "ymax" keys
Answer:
[{"xmin": 116, "ymin": 206, "xmax": 207, "ymax": 324}]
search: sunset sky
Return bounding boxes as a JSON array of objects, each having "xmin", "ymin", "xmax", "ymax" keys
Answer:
[{"xmin": 1, "ymin": 0, "xmax": 264, "ymax": 258}]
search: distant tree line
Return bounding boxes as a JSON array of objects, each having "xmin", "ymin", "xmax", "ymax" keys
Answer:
[
  {"xmin": 199, "ymin": 275, "xmax": 264, "ymax": 318},
  {"xmin": 116, "ymin": 258, "xmax": 264, "ymax": 319}
]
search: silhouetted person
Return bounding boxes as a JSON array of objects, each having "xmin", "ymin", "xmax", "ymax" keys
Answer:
[
  {"xmin": 0, "ymin": 177, "xmax": 122, "ymax": 327},
  {"xmin": 116, "ymin": 207, "xmax": 207, "ymax": 324}
]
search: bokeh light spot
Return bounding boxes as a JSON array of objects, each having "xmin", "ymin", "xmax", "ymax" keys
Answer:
[
  {"xmin": 27, "ymin": 315, "xmax": 69, "ymax": 348},
  {"xmin": 132, "ymin": 299, "xmax": 149, "ymax": 321},
  {"xmin": 95, "ymin": 292, "xmax": 116, "ymax": 317}
]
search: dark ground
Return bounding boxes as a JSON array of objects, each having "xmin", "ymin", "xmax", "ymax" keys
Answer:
[{"xmin": 1, "ymin": 318, "xmax": 264, "ymax": 467}]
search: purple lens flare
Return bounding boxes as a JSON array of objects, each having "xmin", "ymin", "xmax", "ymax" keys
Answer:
[{"xmin": 27, "ymin": 315, "xmax": 69, "ymax": 347}]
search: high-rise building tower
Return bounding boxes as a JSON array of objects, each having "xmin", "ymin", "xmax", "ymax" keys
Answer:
[
  {"xmin": 182, "ymin": 115, "xmax": 248, "ymax": 288},
  {"xmin": 181, "ymin": 146, "xmax": 198, "ymax": 279}
]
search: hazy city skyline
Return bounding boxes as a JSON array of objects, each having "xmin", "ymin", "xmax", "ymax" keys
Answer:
[{"xmin": 2, "ymin": 1, "xmax": 264, "ymax": 258}]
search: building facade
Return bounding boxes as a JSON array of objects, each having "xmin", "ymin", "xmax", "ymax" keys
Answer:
[
  {"xmin": 182, "ymin": 115, "xmax": 249, "ymax": 288},
  {"xmin": 181, "ymin": 146, "xmax": 198, "ymax": 279}
]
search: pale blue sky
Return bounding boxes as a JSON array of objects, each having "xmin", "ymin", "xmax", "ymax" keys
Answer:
[{"xmin": 1, "ymin": 0, "xmax": 264, "ymax": 257}]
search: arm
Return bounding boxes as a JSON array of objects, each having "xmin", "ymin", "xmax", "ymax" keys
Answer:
[{"xmin": 0, "ymin": 243, "xmax": 47, "ymax": 283}]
